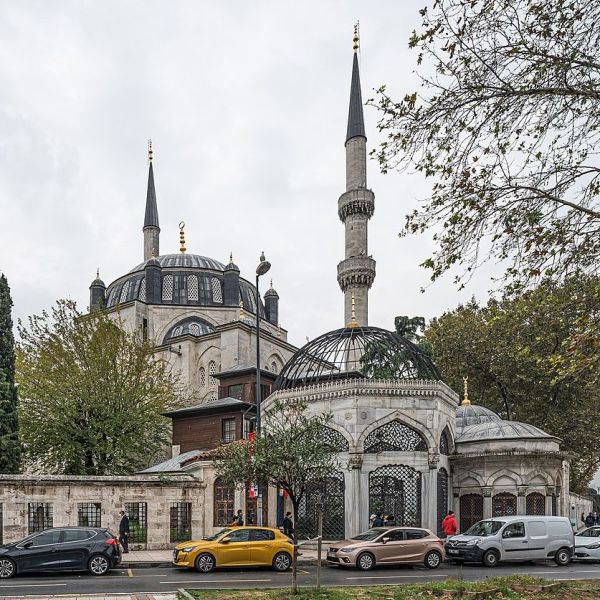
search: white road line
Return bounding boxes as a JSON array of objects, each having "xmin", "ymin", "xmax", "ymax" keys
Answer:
[
  {"xmin": 0, "ymin": 583, "xmax": 68, "ymax": 588},
  {"xmin": 345, "ymin": 574, "xmax": 449, "ymax": 580},
  {"xmin": 160, "ymin": 578, "xmax": 273, "ymax": 584}
]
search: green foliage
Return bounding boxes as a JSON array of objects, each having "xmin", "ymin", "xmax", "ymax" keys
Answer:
[
  {"xmin": 370, "ymin": 0, "xmax": 600, "ymax": 291},
  {"xmin": 424, "ymin": 277, "xmax": 600, "ymax": 491},
  {"xmin": 16, "ymin": 299, "xmax": 183, "ymax": 475},
  {"xmin": 0, "ymin": 274, "xmax": 21, "ymax": 473}
]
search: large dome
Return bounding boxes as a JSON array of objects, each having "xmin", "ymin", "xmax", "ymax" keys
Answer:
[{"xmin": 272, "ymin": 326, "xmax": 440, "ymax": 391}]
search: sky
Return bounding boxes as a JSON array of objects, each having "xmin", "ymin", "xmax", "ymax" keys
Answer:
[{"xmin": 0, "ymin": 0, "xmax": 497, "ymax": 348}]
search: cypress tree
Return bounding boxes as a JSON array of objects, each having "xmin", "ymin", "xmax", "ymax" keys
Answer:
[{"xmin": 0, "ymin": 273, "xmax": 21, "ymax": 472}]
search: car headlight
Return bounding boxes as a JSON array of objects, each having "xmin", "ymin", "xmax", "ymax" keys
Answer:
[
  {"xmin": 586, "ymin": 543, "xmax": 600, "ymax": 549},
  {"xmin": 465, "ymin": 539, "xmax": 480, "ymax": 546},
  {"xmin": 180, "ymin": 546, "xmax": 197, "ymax": 553},
  {"xmin": 340, "ymin": 546, "xmax": 356, "ymax": 553}
]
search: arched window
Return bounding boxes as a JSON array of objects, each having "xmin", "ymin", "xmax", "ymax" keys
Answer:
[
  {"xmin": 187, "ymin": 275, "xmax": 199, "ymax": 301},
  {"xmin": 119, "ymin": 281, "xmax": 130, "ymax": 304},
  {"xmin": 318, "ymin": 426, "xmax": 350, "ymax": 452},
  {"xmin": 526, "ymin": 492, "xmax": 546, "ymax": 515},
  {"xmin": 209, "ymin": 361, "xmax": 217, "ymax": 387},
  {"xmin": 172, "ymin": 326, "xmax": 183, "ymax": 337},
  {"xmin": 212, "ymin": 278, "xmax": 223, "ymax": 303},
  {"xmin": 162, "ymin": 274, "xmax": 173, "ymax": 301},
  {"xmin": 271, "ymin": 361, "xmax": 277, "ymax": 374},
  {"xmin": 199, "ymin": 367, "xmax": 206, "ymax": 388},
  {"xmin": 440, "ymin": 428, "xmax": 451, "ymax": 456},
  {"xmin": 437, "ymin": 468, "xmax": 449, "ymax": 537},
  {"xmin": 213, "ymin": 478, "xmax": 235, "ymax": 526},
  {"xmin": 139, "ymin": 278, "xmax": 146, "ymax": 302},
  {"xmin": 492, "ymin": 492, "xmax": 517, "ymax": 517},
  {"xmin": 460, "ymin": 494, "xmax": 483, "ymax": 533},
  {"xmin": 364, "ymin": 420, "xmax": 427, "ymax": 453}
]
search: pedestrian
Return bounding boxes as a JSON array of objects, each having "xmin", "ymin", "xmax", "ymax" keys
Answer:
[
  {"xmin": 369, "ymin": 513, "xmax": 376, "ymax": 528},
  {"xmin": 231, "ymin": 509, "xmax": 244, "ymax": 527},
  {"xmin": 372, "ymin": 513, "xmax": 384, "ymax": 527},
  {"xmin": 585, "ymin": 512, "xmax": 595, "ymax": 527},
  {"xmin": 118, "ymin": 510, "xmax": 130, "ymax": 554},
  {"xmin": 594, "ymin": 512, "xmax": 599, "ymax": 526},
  {"xmin": 384, "ymin": 514, "xmax": 396, "ymax": 526},
  {"xmin": 441, "ymin": 510, "xmax": 458, "ymax": 538},
  {"xmin": 282, "ymin": 511, "xmax": 294, "ymax": 537}
]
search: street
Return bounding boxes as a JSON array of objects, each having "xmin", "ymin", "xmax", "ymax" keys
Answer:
[{"xmin": 1, "ymin": 562, "xmax": 600, "ymax": 596}]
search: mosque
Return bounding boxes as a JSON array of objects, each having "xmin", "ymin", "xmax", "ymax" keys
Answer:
[{"xmin": 0, "ymin": 29, "xmax": 589, "ymax": 548}]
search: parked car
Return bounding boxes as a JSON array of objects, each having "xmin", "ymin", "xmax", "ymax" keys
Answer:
[
  {"xmin": 445, "ymin": 516, "xmax": 574, "ymax": 567},
  {"xmin": 0, "ymin": 527, "xmax": 121, "ymax": 579},
  {"xmin": 326, "ymin": 527, "xmax": 445, "ymax": 571},
  {"xmin": 173, "ymin": 526, "xmax": 293, "ymax": 573},
  {"xmin": 574, "ymin": 526, "xmax": 600, "ymax": 562}
]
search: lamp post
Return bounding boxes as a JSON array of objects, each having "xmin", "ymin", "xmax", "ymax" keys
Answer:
[{"xmin": 255, "ymin": 251, "xmax": 271, "ymax": 438}]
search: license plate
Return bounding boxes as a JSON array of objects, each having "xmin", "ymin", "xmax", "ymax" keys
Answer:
[{"xmin": 448, "ymin": 549, "xmax": 459, "ymax": 554}]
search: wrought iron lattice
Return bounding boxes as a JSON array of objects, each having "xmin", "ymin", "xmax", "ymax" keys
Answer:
[
  {"xmin": 437, "ymin": 468, "xmax": 449, "ymax": 537},
  {"xmin": 526, "ymin": 492, "xmax": 546, "ymax": 515},
  {"xmin": 214, "ymin": 478, "xmax": 235, "ymax": 526},
  {"xmin": 552, "ymin": 493, "xmax": 558, "ymax": 516},
  {"xmin": 440, "ymin": 429, "xmax": 450, "ymax": 456},
  {"xmin": 492, "ymin": 492, "xmax": 517, "ymax": 517},
  {"xmin": 297, "ymin": 471, "xmax": 345, "ymax": 540},
  {"xmin": 369, "ymin": 464, "xmax": 422, "ymax": 527},
  {"xmin": 319, "ymin": 426, "xmax": 350, "ymax": 452},
  {"xmin": 459, "ymin": 494, "xmax": 483, "ymax": 533},
  {"xmin": 170, "ymin": 502, "xmax": 192, "ymax": 542},
  {"xmin": 364, "ymin": 420, "xmax": 427, "ymax": 453},
  {"xmin": 272, "ymin": 326, "xmax": 440, "ymax": 391},
  {"xmin": 77, "ymin": 503, "xmax": 101, "ymax": 528},
  {"xmin": 0, "ymin": 503, "xmax": 3, "ymax": 545},
  {"xmin": 124, "ymin": 502, "xmax": 148, "ymax": 544},
  {"xmin": 28, "ymin": 503, "xmax": 53, "ymax": 534}
]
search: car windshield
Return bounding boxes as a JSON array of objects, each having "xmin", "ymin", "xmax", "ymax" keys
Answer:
[
  {"xmin": 203, "ymin": 528, "xmax": 231, "ymax": 541},
  {"xmin": 350, "ymin": 528, "xmax": 387, "ymax": 541},
  {"xmin": 576, "ymin": 528, "xmax": 600, "ymax": 538},
  {"xmin": 465, "ymin": 520, "xmax": 505, "ymax": 537}
]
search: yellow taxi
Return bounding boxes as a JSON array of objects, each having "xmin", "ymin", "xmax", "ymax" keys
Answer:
[{"xmin": 173, "ymin": 526, "xmax": 293, "ymax": 573}]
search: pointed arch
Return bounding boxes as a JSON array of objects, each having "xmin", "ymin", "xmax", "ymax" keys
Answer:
[
  {"xmin": 487, "ymin": 468, "xmax": 523, "ymax": 487},
  {"xmin": 358, "ymin": 412, "xmax": 433, "ymax": 451}
]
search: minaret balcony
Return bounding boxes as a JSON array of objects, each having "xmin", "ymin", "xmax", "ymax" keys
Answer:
[
  {"xmin": 338, "ymin": 189, "xmax": 375, "ymax": 222},
  {"xmin": 337, "ymin": 257, "xmax": 376, "ymax": 291}
]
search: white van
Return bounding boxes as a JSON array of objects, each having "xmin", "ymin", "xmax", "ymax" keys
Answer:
[{"xmin": 445, "ymin": 516, "xmax": 574, "ymax": 567}]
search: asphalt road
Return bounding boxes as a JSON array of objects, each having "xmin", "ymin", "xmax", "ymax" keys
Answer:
[{"xmin": 1, "ymin": 562, "xmax": 600, "ymax": 596}]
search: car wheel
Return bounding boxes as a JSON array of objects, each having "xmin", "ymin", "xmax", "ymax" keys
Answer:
[
  {"xmin": 272, "ymin": 552, "xmax": 292, "ymax": 572},
  {"xmin": 482, "ymin": 550, "xmax": 499, "ymax": 568},
  {"xmin": 554, "ymin": 547, "xmax": 571, "ymax": 566},
  {"xmin": 0, "ymin": 558, "xmax": 16, "ymax": 579},
  {"xmin": 424, "ymin": 550, "xmax": 442, "ymax": 569},
  {"xmin": 88, "ymin": 554, "xmax": 110, "ymax": 576},
  {"xmin": 195, "ymin": 553, "xmax": 216, "ymax": 573},
  {"xmin": 356, "ymin": 552, "xmax": 375, "ymax": 571}
]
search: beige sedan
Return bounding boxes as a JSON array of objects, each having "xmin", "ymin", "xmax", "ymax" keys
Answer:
[{"xmin": 327, "ymin": 527, "xmax": 445, "ymax": 570}]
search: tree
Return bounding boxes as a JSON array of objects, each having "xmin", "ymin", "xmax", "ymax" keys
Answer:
[
  {"xmin": 213, "ymin": 399, "xmax": 339, "ymax": 593},
  {"xmin": 16, "ymin": 299, "xmax": 183, "ymax": 475},
  {"xmin": 424, "ymin": 276, "xmax": 600, "ymax": 491},
  {"xmin": 0, "ymin": 274, "xmax": 21, "ymax": 473},
  {"xmin": 370, "ymin": 0, "xmax": 600, "ymax": 290}
]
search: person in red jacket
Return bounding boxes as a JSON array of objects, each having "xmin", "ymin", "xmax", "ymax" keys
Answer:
[{"xmin": 441, "ymin": 510, "xmax": 458, "ymax": 537}]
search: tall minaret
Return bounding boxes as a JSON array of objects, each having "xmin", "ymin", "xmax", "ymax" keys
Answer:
[
  {"xmin": 143, "ymin": 140, "xmax": 160, "ymax": 261},
  {"xmin": 337, "ymin": 24, "xmax": 376, "ymax": 326}
]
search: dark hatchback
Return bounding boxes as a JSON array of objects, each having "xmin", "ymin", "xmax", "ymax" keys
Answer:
[{"xmin": 0, "ymin": 527, "xmax": 121, "ymax": 579}]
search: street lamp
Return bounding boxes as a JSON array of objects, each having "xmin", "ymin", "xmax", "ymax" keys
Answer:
[{"xmin": 255, "ymin": 251, "xmax": 271, "ymax": 438}]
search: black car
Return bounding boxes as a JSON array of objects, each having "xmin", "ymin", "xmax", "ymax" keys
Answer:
[{"xmin": 0, "ymin": 527, "xmax": 121, "ymax": 578}]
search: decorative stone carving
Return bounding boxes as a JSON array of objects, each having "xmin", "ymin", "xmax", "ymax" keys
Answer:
[
  {"xmin": 482, "ymin": 487, "xmax": 492, "ymax": 498},
  {"xmin": 428, "ymin": 449, "xmax": 440, "ymax": 469},
  {"xmin": 517, "ymin": 486, "xmax": 528, "ymax": 497},
  {"xmin": 336, "ymin": 257, "xmax": 376, "ymax": 292},
  {"xmin": 338, "ymin": 189, "xmax": 375, "ymax": 221},
  {"xmin": 348, "ymin": 455, "xmax": 363, "ymax": 470}
]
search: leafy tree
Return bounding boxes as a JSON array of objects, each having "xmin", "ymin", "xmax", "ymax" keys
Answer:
[
  {"xmin": 0, "ymin": 273, "xmax": 21, "ymax": 473},
  {"xmin": 424, "ymin": 277, "xmax": 600, "ymax": 491},
  {"xmin": 16, "ymin": 299, "xmax": 183, "ymax": 475},
  {"xmin": 213, "ymin": 399, "xmax": 339, "ymax": 593},
  {"xmin": 370, "ymin": 0, "xmax": 600, "ymax": 290}
]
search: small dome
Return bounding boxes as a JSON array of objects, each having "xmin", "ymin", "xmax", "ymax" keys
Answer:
[
  {"xmin": 130, "ymin": 253, "xmax": 226, "ymax": 273},
  {"xmin": 90, "ymin": 277, "xmax": 105, "ymax": 287},
  {"xmin": 224, "ymin": 253, "xmax": 240, "ymax": 273},
  {"xmin": 458, "ymin": 419, "xmax": 555, "ymax": 443},
  {"xmin": 273, "ymin": 325, "xmax": 440, "ymax": 391},
  {"xmin": 456, "ymin": 404, "xmax": 502, "ymax": 435},
  {"xmin": 264, "ymin": 285, "xmax": 278, "ymax": 298},
  {"xmin": 163, "ymin": 317, "xmax": 215, "ymax": 344}
]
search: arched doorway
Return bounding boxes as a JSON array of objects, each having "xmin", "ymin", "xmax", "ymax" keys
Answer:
[
  {"xmin": 459, "ymin": 493, "xmax": 483, "ymax": 532},
  {"xmin": 369, "ymin": 464, "xmax": 422, "ymax": 527}
]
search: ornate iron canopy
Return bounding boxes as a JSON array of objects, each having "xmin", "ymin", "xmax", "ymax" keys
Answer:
[{"xmin": 272, "ymin": 326, "xmax": 440, "ymax": 391}]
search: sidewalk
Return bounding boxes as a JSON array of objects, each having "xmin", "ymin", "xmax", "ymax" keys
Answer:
[{"xmin": 0, "ymin": 595, "xmax": 178, "ymax": 600}]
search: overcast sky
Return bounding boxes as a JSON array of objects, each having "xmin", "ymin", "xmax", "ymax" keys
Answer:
[{"xmin": 0, "ymin": 0, "xmax": 497, "ymax": 348}]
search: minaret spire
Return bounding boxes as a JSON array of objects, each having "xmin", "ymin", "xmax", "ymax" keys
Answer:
[
  {"xmin": 337, "ymin": 25, "xmax": 376, "ymax": 326},
  {"xmin": 143, "ymin": 140, "xmax": 160, "ymax": 261}
]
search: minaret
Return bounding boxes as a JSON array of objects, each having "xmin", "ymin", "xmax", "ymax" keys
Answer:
[
  {"xmin": 143, "ymin": 140, "xmax": 160, "ymax": 261},
  {"xmin": 337, "ymin": 23, "xmax": 376, "ymax": 326}
]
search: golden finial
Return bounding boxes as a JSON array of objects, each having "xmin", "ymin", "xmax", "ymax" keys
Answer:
[
  {"xmin": 239, "ymin": 299, "xmax": 245, "ymax": 321},
  {"xmin": 179, "ymin": 221, "xmax": 186, "ymax": 253},
  {"xmin": 229, "ymin": 253, "xmax": 234, "ymax": 264},
  {"xmin": 148, "ymin": 139, "xmax": 153, "ymax": 163},
  {"xmin": 462, "ymin": 376, "xmax": 471, "ymax": 406},
  {"xmin": 352, "ymin": 21, "xmax": 360, "ymax": 53},
  {"xmin": 347, "ymin": 294, "xmax": 359, "ymax": 328}
]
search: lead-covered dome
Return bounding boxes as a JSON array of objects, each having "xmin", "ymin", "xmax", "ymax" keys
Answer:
[
  {"xmin": 458, "ymin": 419, "xmax": 556, "ymax": 443},
  {"xmin": 456, "ymin": 404, "xmax": 502, "ymax": 436},
  {"xmin": 273, "ymin": 326, "xmax": 440, "ymax": 391}
]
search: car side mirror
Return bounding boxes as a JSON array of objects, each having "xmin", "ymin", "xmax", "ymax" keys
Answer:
[
  {"xmin": 220, "ymin": 537, "xmax": 231, "ymax": 544},
  {"xmin": 381, "ymin": 537, "xmax": 390, "ymax": 544}
]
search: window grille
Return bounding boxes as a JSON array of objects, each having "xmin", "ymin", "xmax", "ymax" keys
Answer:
[
  {"xmin": 119, "ymin": 281, "xmax": 130, "ymax": 304},
  {"xmin": 271, "ymin": 361, "xmax": 277, "ymax": 373},
  {"xmin": 364, "ymin": 420, "xmax": 427, "ymax": 453},
  {"xmin": 526, "ymin": 492, "xmax": 545, "ymax": 515},
  {"xmin": 199, "ymin": 367, "xmax": 206, "ymax": 388},
  {"xmin": 214, "ymin": 478, "xmax": 235, "ymax": 526},
  {"xmin": 459, "ymin": 494, "xmax": 483, "ymax": 533},
  {"xmin": 369, "ymin": 464, "xmax": 422, "ymax": 527},
  {"xmin": 190, "ymin": 323, "xmax": 200, "ymax": 336},
  {"xmin": 170, "ymin": 502, "xmax": 192, "ymax": 542},
  {"xmin": 319, "ymin": 426, "xmax": 350, "ymax": 452},
  {"xmin": 297, "ymin": 471, "xmax": 345, "ymax": 540},
  {"xmin": 222, "ymin": 418, "xmax": 236, "ymax": 443},
  {"xmin": 162, "ymin": 274, "xmax": 173, "ymax": 301},
  {"xmin": 172, "ymin": 326, "xmax": 183, "ymax": 337},
  {"xmin": 209, "ymin": 361, "xmax": 217, "ymax": 387},
  {"xmin": 440, "ymin": 429, "xmax": 450, "ymax": 456},
  {"xmin": 28, "ymin": 503, "xmax": 53, "ymax": 534},
  {"xmin": 552, "ymin": 493, "xmax": 558, "ymax": 516},
  {"xmin": 492, "ymin": 492, "xmax": 517, "ymax": 517},
  {"xmin": 437, "ymin": 468, "xmax": 449, "ymax": 536},
  {"xmin": 139, "ymin": 278, "xmax": 146, "ymax": 302},
  {"xmin": 187, "ymin": 275, "xmax": 199, "ymax": 301},
  {"xmin": 211, "ymin": 277, "xmax": 223, "ymax": 303},
  {"xmin": 78, "ymin": 503, "xmax": 102, "ymax": 528},
  {"xmin": 124, "ymin": 502, "xmax": 147, "ymax": 544}
]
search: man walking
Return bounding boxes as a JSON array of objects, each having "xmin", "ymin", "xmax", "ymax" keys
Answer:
[
  {"xmin": 282, "ymin": 511, "xmax": 294, "ymax": 537},
  {"xmin": 119, "ymin": 510, "xmax": 130, "ymax": 553},
  {"xmin": 585, "ymin": 512, "xmax": 596, "ymax": 528},
  {"xmin": 441, "ymin": 510, "xmax": 458, "ymax": 538}
]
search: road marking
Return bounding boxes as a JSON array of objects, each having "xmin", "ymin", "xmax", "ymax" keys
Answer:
[
  {"xmin": 128, "ymin": 568, "xmax": 133, "ymax": 577},
  {"xmin": 346, "ymin": 574, "xmax": 449, "ymax": 580},
  {"xmin": 0, "ymin": 583, "xmax": 68, "ymax": 588},
  {"xmin": 160, "ymin": 578, "xmax": 272, "ymax": 584}
]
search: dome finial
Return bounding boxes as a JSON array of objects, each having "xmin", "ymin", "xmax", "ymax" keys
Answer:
[
  {"xmin": 239, "ymin": 299, "xmax": 245, "ymax": 321},
  {"xmin": 229, "ymin": 252, "xmax": 234, "ymax": 264},
  {"xmin": 269, "ymin": 279, "xmax": 273, "ymax": 290},
  {"xmin": 352, "ymin": 21, "xmax": 360, "ymax": 53},
  {"xmin": 179, "ymin": 221, "xmax": 186, "ymax": 254},
  {"xmin": 347, "ymin": 294, "xmax": 359, "ymax": 328},
  {"xmin": 462, "ymin": 376, "xmax": 471, "ymax": 406},
  {"xmin": 148, "ymin": 139, "xmax": 153, "ymax": 163},
  {"xmin": 96, "ymin": 267, "xmax": 100, "ymax": 280}
]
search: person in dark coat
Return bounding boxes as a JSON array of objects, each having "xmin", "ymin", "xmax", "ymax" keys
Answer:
[
  {"xmin": 384, "ymin": 514, "xmax": 396, "ymax": 526},
  {"xmin": 372, "ymin": 513, "xmax": 384, "ymax": 527},
  {"xmin": 118, "ymin": 510, "xmax": 130, "ymax": 553},
  {"xmin": 282, "ymin": 512, "xmax": 294, "ymax": 537},
  {"xmin": 231, "ymin": 509, "xmax": 244, "ymax": 527},
  {"xmin": 585, "ymin": 512, "xmax": 596, "ymax": 528}
]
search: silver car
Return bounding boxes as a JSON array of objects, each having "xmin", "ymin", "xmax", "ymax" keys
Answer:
[{"xmin": 574, "ymin": 526, "xmax": 600, "ymax": 562}]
